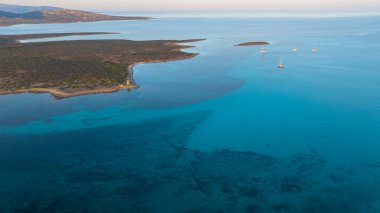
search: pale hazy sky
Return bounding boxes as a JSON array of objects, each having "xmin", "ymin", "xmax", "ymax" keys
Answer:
[{"xmin": 2, "ymin": 0, "xmax": 380, "ymax": 12}]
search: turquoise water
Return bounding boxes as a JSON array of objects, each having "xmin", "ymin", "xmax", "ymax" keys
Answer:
[{"xmin": 1, "ymin": 14, "xmax": 380, "ymax": 212}]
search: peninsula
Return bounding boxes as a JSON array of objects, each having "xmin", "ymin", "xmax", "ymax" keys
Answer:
[
  {"xmin": 0, "ymin": 4, "xmax": 150, "ymax": 26},
  {"xmin": 0, "ymin": 33, "xmax": 204, "ymax": 98}
]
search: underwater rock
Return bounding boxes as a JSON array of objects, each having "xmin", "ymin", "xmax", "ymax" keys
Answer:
[
  {"xmin": 2, "ymin": 110, "xmax": 380, "ymax": 212},
  {"xmin": 271, "ymin": 204, "xmax": 291, "ymax": 212}
]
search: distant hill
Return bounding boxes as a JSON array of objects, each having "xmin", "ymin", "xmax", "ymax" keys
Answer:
[
  {"xmin": 0, "ymin": 3, "xmax": 62, "ymax": 13},
  {"xmin": 0, "ymin": 10, "xmax": 44, "ymax": 19},
  {"xmin": 0, "ymin": 5, "xmax": 150, "ymax": 26}
]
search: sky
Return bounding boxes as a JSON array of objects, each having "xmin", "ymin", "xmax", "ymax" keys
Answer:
[{"xmin": 2, "ymin": 0, "xmax": 380, "ymax": 12}]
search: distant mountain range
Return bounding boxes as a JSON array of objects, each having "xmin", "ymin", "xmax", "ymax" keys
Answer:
[
  {"xmin": 0, "ymin": 3, "xmax": 150, "ymax": 26},
  {"xmin": 0, "ymin": 3, "xmax": 62, "ymax": 13}
]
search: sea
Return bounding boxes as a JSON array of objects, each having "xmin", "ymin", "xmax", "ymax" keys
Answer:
[{"xmin": 1, "ymin": 12, "xmax": 380, "ymax": 212}]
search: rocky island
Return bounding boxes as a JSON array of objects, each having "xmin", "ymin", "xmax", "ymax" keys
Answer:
[
  {"xmin": 235, "ymin": 41, "xmax": 270, "ymax": 46},
  {"xmin": 0, "ymin": 33, "xmax": 204, "ymax": 98}
]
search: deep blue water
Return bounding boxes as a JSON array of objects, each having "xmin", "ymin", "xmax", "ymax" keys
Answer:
[{"xmin": 1, "ymin": 14, "xmax": 380, "ymax": 212}]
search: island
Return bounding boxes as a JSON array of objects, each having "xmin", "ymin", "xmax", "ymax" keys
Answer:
[
  {"xmin": 0, "ymin": 4, "xmax": 150, "ymax": 26},
  {"xmin": 235, "ymin": 41, "xmax": 270, "ymax": 46},
  {"xmin": 0, "ymin": 33, "xmax": 205, "ymax": 98}
]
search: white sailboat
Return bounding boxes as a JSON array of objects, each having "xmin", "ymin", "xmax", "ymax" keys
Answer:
[
  {"xmin": 312, "ymin": 47, "xmax": 318, "ymax": 53},
  {"xmin": 261, "ymin": 46, "xmax": 267, "ymax": 54},
  {"xmin": 277, "ymin": 58, "xmax": 285, "ymax": 69}
]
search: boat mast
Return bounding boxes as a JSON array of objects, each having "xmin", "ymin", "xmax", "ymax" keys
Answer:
[
  {"xmin": 278, "ymin": 58, "xmax": 285, "ymax": 69},
  {"xmin": 261, "ymin": 46, "xmax": 267, "ymax": 54}
]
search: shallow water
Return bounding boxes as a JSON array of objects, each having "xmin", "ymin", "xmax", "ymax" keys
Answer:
[{"xmin": 1, "ymin": 14, "xmax": 380, "ymax": 212}]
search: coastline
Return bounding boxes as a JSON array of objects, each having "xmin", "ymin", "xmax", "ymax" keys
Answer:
[
  {"xmin": 0, "ymin": 53, "xmax": 199, "ymax": 99},
  {"xmin": 0, "ymin": 63, "xmax": 138, "ymax": 99},
  {"xmin": 0, "ymin": 86, "xmax": 123, "ymax": 99}
]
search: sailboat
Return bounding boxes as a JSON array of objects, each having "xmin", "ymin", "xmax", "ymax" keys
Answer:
[
  {"xmin": 261, "ymin": 46, "xmax": 267, "ymax": 54},
  {"xmin": 277, "ymin": 58, "xmax": 285, "ymax": 69},
  {"xmin": 312, "ymin": 47, "xmax": 318, "ymax": 53}
]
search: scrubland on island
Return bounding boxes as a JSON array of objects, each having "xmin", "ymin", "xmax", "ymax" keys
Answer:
[{"xmin": 0, "ymin": 33, "xmax": 204, "ymax": 98}]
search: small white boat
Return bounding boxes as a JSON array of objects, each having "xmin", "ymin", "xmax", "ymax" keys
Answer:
[
  {"xmin": 312, "ymin": 47, "xmax": 318, "ymax": 53},
  {"xmin": 277, "ymin": 58, "xmax": 285, "ymax": 69},
  {"xmin": 261, "ymin": 46, "xmax": 267, "ymax": 54},
  {"xmin": 292, "ymin": 48, "xmax": 298, "ymax": 53}
]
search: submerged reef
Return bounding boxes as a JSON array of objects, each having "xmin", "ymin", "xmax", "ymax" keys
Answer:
[{"xmin": 1, "ymin": 111, "xmax": 380, "ymax": 212}]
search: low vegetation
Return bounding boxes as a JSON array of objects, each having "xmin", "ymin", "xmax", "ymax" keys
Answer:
[{"xmin": 0, "ymin": 33, "xmax": 204, "ymax": 97}]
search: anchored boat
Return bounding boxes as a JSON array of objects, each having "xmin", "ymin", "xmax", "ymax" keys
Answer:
[
  {"xmin": 261, "ymin": 46, "xmax": 267, "ymax": 54},
  {"xmin": 277, "ymin": 58, "xmax": 285, "ymax": 69}
]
